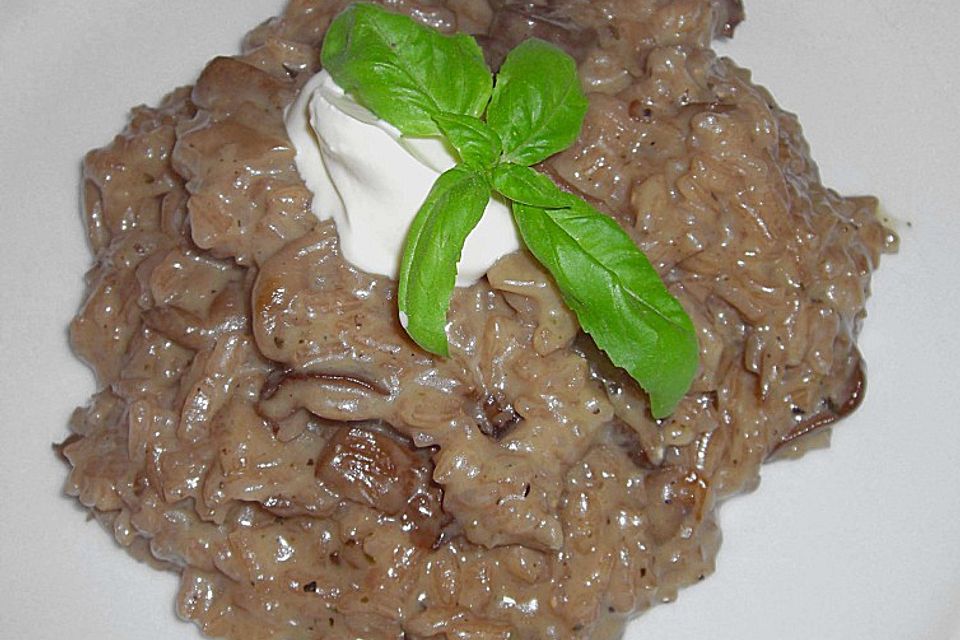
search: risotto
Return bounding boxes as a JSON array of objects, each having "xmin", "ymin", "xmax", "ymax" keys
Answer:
[{"xmin": 60, "ymin": 1, "xmax": 895, "ymax": 638}]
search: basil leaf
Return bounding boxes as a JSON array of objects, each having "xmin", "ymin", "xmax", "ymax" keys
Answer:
[
  {"xmin": 492, "ymin": 162, "xmax": 572, "ymax": 208},
  {"xmin": 433, "ymin": 113, "xmax": 502, "ymax": 170},
  {"xmin": 322, "ymin": 3, "xmax": 493, "ymax": 137},
  {"xmin": 486, "ymin": 39, "xmax": 589, "ymax": 166},
  {"xmin": 398, "ymin": 167, "xmax": 491, "ymax": 356},
  {"xmin": 512, "ymin": 201, "xmax": 699, "ymax": 417}
]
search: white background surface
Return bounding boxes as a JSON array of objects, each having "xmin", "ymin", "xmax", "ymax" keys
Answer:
[{"xmin": 1, "ymin": 2, "xmax": 958, "ymax": 639}]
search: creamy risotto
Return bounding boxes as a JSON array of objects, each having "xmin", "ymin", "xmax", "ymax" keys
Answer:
[{"xmin": 60, "ymin": 1, "xmax": 895, "ymax": 638}]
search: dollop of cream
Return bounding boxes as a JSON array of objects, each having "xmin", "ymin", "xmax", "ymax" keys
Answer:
[{"xmin": 285, "ymin": 70, "xmax": 520, "ymax": 286}]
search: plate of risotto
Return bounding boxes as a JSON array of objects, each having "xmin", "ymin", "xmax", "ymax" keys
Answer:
[{"xmin": 0, "ymin": 1, "xmax": 958, "ymax": 639}]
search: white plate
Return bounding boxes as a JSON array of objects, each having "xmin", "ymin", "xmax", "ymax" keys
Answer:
[{"xmin": 1, "ymin": 2, "xmax": 958, "ymax": 639}]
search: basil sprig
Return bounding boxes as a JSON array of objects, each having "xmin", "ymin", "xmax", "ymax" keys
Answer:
[{"xmin": 321, "ymin": 3, "xmax": 699, "ymax": 417}]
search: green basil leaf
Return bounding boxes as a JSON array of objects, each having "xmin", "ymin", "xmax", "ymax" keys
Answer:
[
  {"xmin": 433, "ymin": 113, "xmax": 502, "ymax": 170},
  {"xmin": 321, "ymin": 3, "xmax": 493, "ymax": 136},
  {"xmin": 398, "ymin": 167, "xmax": 490, "ymax": 356},
  {"xmin": 512, "ymin": 200, "xmax": 698, "ymax": 417},
  {"xmin": 486, "ymin": 39, "xmax": 589, "ymax": 166},
  {"xmin": 491, "ymin": 162, "xmax": 572, "ymax": 208}
]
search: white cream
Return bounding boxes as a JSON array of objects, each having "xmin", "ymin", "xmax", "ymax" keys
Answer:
[{"xmin": 285, "ymin": 70, "xmax": 520, "ymax": 286}]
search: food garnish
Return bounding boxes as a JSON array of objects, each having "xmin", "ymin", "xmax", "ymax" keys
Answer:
[{"xmin": 322, "ymin": 2, "xmax": 698, "ymax": 416}]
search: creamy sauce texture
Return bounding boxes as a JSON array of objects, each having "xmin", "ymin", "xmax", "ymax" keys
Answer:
[{"xmin": 285, "ymin": 69, "xmax": 520, "ymax": 285}]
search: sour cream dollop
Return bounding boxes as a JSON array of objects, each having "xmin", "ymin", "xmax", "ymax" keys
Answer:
[{"xmin": 285, "ymin": 70, "xmax": 520, "ymax": 286}]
